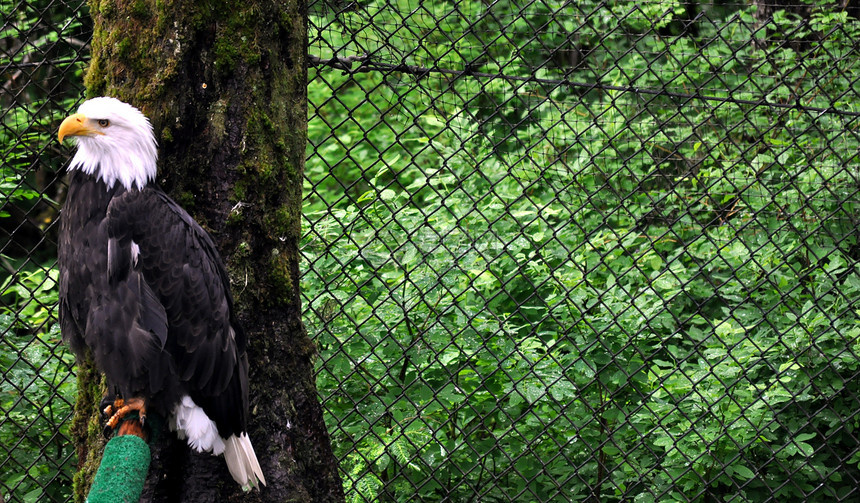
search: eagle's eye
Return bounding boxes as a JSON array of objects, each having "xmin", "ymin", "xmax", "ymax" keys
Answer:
[{"xmin": 97, "ymin": 119, "xmax": 110, "ymax": 127}]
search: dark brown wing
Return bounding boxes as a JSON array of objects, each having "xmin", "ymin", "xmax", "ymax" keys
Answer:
[
  {"xmin": 59, "ymin": 171, "xmax": 170, "ymax": 405},
  {"xmin": 106, "ymin": 185, "xmax": 248, "ymax": 437}
]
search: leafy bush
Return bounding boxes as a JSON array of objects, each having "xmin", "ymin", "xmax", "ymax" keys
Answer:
[
  {"xmin": 0, "ymin": 263, "xmax": 76, "ymax": 503},
  {"xmin": 305, "ymin": 1, "xmax": 860, "ymax": 501},
  {"xmin": 1, "ymin": 0, "xmax": 87, "ymax": 500}
]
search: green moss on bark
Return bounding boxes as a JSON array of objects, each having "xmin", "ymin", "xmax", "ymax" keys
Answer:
[
  {"xmin": 69, "ymin": 359, "xmax": 106, "ymax": 502},
  {"xmin": 268, "ymin": 250, "xmax": 294, "ymax": 304}
]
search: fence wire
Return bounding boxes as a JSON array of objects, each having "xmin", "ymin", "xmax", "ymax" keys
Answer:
[
  {"xmin": 1, "ymin": 0, "xmax": 89, "ymax": 501},
  {"xmin": 304, "ymin": 0, "xmax": 860, "ymax": 501},
  {"xmin": 4, "ymin": 0, "xmax": 860, "ymax": 502}
]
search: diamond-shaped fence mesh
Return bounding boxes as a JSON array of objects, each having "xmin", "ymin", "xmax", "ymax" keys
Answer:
[
  {"xmin": 305, "ymin": 0, "xmax": 860, "ymax": 501},
  {"xmin": 1, "ymin": 0, "xmax": 89, "ymax": 501},
  {"xmin": 4, "ymin": 0, "xmax": 860, "ymax": 501}
]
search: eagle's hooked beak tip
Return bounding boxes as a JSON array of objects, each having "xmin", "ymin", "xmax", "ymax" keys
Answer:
[{"xmin": 58, "ymin": 113, "xmax": 88, "ymax": 143}]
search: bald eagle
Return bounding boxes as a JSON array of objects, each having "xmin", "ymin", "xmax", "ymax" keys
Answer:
[{"xmin": 58, "ymin": 97, "xmax": 265, "ymax": 489}]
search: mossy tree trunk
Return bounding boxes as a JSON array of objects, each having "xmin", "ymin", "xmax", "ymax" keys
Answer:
[{"xmin": 71, "ymin": 0, "xmax": 344, "ymax": 501}]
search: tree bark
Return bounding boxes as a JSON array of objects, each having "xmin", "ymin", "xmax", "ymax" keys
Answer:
[{"xmin": 72, "ymin": 0, "xmax": 344, "ymax": 501}]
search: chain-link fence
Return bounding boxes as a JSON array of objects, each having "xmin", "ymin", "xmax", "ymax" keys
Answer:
[
  {"xmin": 5, "ymin": 0, "xmax": 860, "ymax": 501},
  {"xmin": 1, "ymin": 0, "xmax": 89, "ymax": 501}
]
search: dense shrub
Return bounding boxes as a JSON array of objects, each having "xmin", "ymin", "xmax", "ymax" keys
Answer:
[{"xmin": 304, "ymin": 1, "xmax": 860, "ymax": 501}]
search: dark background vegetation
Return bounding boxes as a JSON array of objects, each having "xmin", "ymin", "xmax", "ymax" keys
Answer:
[{"xmin": 4, "ymin": 0, "xmax": 860, "ymax": 501}]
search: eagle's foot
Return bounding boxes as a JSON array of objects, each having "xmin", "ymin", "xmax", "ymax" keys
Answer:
[{"xmin": 103, "ymin": 397, "xmax": 148, "ymax": 433}]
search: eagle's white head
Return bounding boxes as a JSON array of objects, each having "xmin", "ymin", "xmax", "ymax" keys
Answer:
[{"xmin": 58, "ymin": 97, "xmax": 158, "ymax": 191}]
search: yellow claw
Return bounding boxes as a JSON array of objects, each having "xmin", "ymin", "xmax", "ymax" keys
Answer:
[{"xmin": 104, "ymin": 397, "xmax": 147, "ymax": 430}]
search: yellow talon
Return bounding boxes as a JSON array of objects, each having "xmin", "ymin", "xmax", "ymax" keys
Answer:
[{"xmin": 104, "ymin": 397, "xmax": 147, "ymax": 430}]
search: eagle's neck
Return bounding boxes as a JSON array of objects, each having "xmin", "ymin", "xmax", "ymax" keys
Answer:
[{"xmin": 70, "ymin": 135, "xmax": 157, "ymax": 191}]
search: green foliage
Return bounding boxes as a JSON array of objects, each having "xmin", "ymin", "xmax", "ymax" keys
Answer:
[
  {"xmin": 0, "ymin": 262, "xmax": 76, "ymax": 503},
  {"xmin": 306, "ymin": 0, "xmax": 860, "ymax": 501},
  {"xmin": 1, "ymin": 0, "xmax": 87, "ymax": 501},
  {"xmin": 1, "ymin": 0, "xmax": 88, "ymax": 217}
]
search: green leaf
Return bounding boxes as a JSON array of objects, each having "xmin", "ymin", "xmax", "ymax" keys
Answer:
[{"xmin": 732, "ymin": 465, "xmax": 755, "ymax": 480}]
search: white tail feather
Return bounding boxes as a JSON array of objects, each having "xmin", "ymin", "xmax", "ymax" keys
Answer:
[
  {"xmin": 224, "ymin": 433, "xmax": 267, "ymax": 490},
  {"xmin": 170, "ymin": 396, "xmax": 225, "ymax": 455},
  {"xmin": 171, "ymin": 395, "xmax": 266, "ymax": 489}
]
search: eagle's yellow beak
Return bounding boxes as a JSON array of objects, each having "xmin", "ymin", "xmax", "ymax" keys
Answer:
[{"xmin": 58, "ymin": 113, "xmax": 99, "ymax": 142}]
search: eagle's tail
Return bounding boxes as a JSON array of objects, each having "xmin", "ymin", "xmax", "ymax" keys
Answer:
[
  {"xmin": 224, "ymin": 433, "xmax": 267, "ymax": 490},
  {"xmin": 171, "ymin": 395, "xmax": 266, "ymax": 490}
]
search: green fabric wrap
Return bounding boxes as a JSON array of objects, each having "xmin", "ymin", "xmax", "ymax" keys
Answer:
[{"xmin": 86, "ymin": 434, "xmax": 151, "ymax": 503}]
